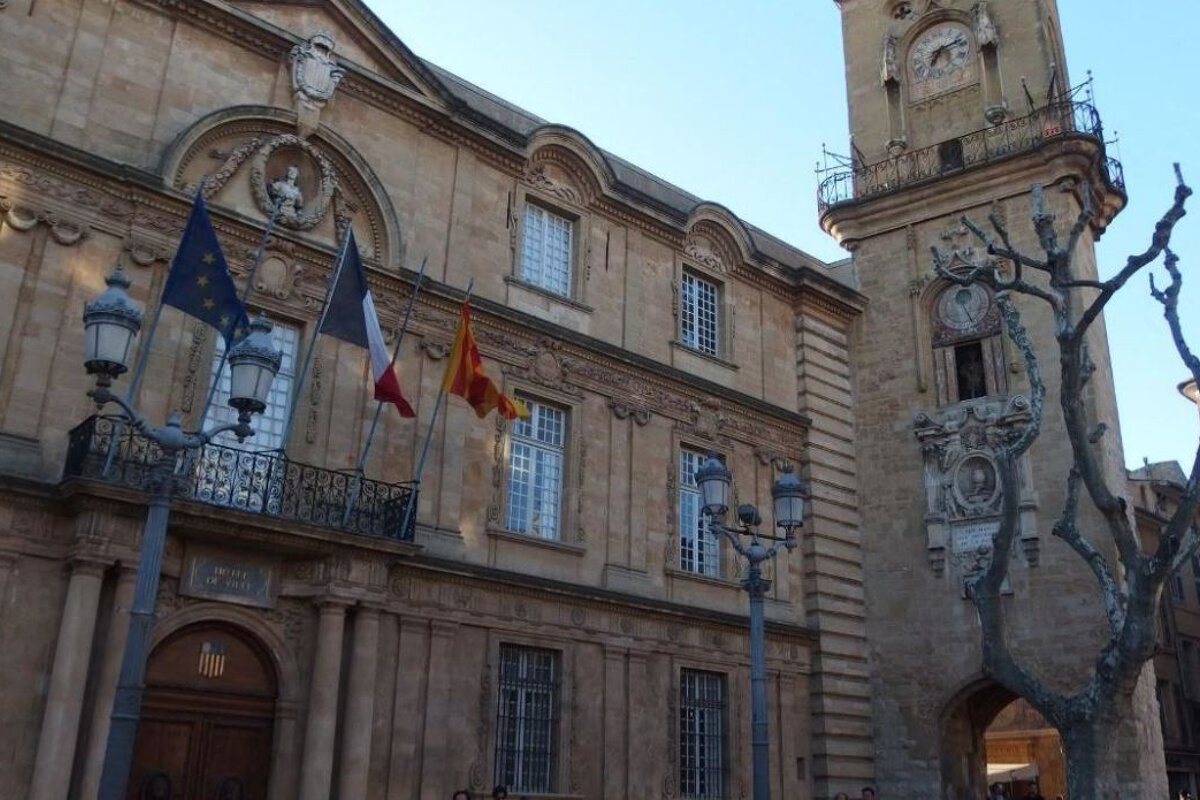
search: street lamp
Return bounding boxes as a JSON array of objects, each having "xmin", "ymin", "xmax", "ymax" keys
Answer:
[
  {"xmin": 694, "ymin": 452, "xmax": 807, "ymax": 800},
  {"xmin": 84, "ymin": 264, "xmax": 282, "ymax": 800},
  {"xmin": 1178, "ymin": 378, "xmax": 1200, "ymax": 411}
]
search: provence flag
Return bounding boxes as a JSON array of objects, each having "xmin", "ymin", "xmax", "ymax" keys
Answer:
[
  {"xmin": 441, "ymin": 301, "xmax": 529, "ymax": 421},
  {"xmin": 317, "ymin": 231, "xmax": 416, "ymax": 417},
  {"xmin": 161, "ymin": 194, "xmax": 249, "ymax": 347}
]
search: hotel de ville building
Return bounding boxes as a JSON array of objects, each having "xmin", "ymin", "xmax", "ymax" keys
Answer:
[{"xmin": 0, "ymin": 1, "xmax": 1167, "ymax": 798}]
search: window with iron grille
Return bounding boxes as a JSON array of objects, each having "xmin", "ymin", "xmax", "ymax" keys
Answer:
[
  {"xmin": 680, "ymin": 272, "xmax": 720, "ymax": 356},
  {"xmin": 495, "ymin": 644, "xmax": 560, "ymax": 794},
  {"xmin": 680, "ymin": 669, "xmax": 726, "ymax": 800},
  {"xmin": 506, "ymin": 400, "xmax": 565, "ymax": 539},
  {"xmin": 202, "ymin": 320, "xmax": 299, "ymax": 451},
  {"xmin": 679, "ymin": 450, "xmax": 720, "ymax": 577},
  {"xmin": 1191, "ymin": 553, "xmax": 1200, "ymax": 607},
  {"xmin": 520, "ymin": 204, "xmax": 573, "ymax": 297}
]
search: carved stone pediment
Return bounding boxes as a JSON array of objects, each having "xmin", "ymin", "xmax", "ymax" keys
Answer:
[{"xmin": 913, "ymin": 396, "xmax": 1040, "ymax": 586}]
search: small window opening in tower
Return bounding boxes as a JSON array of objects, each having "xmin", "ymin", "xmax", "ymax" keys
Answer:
[{"xmin": 955, "ymin": 341, "xmax": 988, "ymax": 402}]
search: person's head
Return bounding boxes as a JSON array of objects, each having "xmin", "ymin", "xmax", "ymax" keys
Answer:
[
  {"xmin": 989, "ymin": 784, "xmax": 1003, "ymax": 796},
  {"xmin": 835, "ymin": 793, "xmax": 850, "ymax": 800},
  {"xmin": 452, "ymin": 792, "xmax": 470, "ymax": 800},
  {"xmin": 862, "ymin": 788, "xmax": 876, "ymax": 800},
  {"xmin": 492, "ymin": 787, "xmax": 508, "ymax": 800}
]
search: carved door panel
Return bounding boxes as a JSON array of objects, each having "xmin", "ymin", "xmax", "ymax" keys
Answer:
[
  {"xmin": 195, "ymin": 717, "xmax": 273, "ymax": 800},
  {"xmin": 128, "ymin": 715, "xmax": 199, "ymax": 799}
]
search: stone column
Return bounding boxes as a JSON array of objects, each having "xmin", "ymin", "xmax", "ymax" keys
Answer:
[
  {"xmin": 0, "ymin": 551, "xmax": 17, "ymax": 623},
  {"xmin": 298, "ymin": 598, "xmax": 350, "ymax": 800},
  {"xmin": 77, "ymin": 565, "xmax": 137, "ymax": 800},
  {"xmin": 28, "ymin": 558, "xmax": 107, "ymax": 800},
  {"xmin": 336, "ymin": 605, "xmax": 381, "ymax": 800}
]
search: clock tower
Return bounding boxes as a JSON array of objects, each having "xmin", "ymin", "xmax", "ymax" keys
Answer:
[{"xmin": 821, "ymin": 1, "xmax": 1165, "ymax": 798}]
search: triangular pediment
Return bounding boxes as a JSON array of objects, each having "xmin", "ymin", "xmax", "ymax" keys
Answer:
[{"xmin": 228, "ymin": 0, "xmax": 450, "ymax": 106}]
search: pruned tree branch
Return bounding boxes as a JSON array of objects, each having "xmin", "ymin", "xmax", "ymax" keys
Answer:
[
  {"xmin": 1075, "ymin": 164, "xmax": 1193, "ymax": 343},
  {"xmin": 1052, "ymin": 468, "xmax": 1124, "ymax": 636}
]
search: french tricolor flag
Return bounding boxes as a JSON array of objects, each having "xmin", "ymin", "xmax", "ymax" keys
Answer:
[{"xmin": 318, "ymin": 231, "xmax": 416, "ymax": 417}]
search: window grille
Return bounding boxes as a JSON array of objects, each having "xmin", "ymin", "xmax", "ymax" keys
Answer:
[
  {"xmin": 679, "ymin": 450, "xmax": 720, "ymax": 577},
  {"xmin": 520, "ymin": 204, "xmax": 573, "ymax": 296},
  {"xmin": 202, "ymin": 321, "xmax": 299, "ymax": 452},
  {"xmin": 506, "ymin": 400, "xmax": 565, "ymax": 539},
  {"xmin": 495, "ymin": 644, "xmax": 560, "ymax": 794},
  {"xmin": 680, "ymin": 669, "xmax": 726, "ymax": 800},
  {"xmin": 680, "ymin": 273, "xmax": 720, "ymax": 356}
]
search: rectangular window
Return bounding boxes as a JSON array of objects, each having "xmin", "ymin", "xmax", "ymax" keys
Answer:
[
  {"xmin": 680, "ymin": 669, "xmax": 727, "ymax": 800},
  {"xmin": 495, "ymin": 644, "xmax": 560, "ymax": 794},
  {"xmin": 506, "ymin": 400, "xmax": 565, "ymax": 540},
  {"xmin": 680, "ymin": 272, "xmax": 720, "ymax": 356},
  {"xmin": 954, "ymin": 340, "xmax": 987, "ymax": 402},
  {"xmin": 1191, "ymin": 553, "xmax": 1200, "ymax": 606},
  {"xmin": 1173, "ymin": 568, "xmax": 1186, "ymax": 606},
  {"xmin": 202, "ymin": 320, "xmax": 299, "ymax": 452},
  {"xmin": 520, "ymin": 204, "xmax": 573, "ymax": 297},
  {"xmin": 679, "ymin": 450, "xmax": 720, "ymax": 577}
]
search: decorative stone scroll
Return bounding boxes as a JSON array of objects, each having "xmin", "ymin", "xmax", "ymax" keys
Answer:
[{"xmin": 913, "ymin": 396, "xmax": 1040, "ymax": 585}]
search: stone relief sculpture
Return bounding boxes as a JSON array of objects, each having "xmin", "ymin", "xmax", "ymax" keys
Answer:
[
  {"xmin": 974, "ymin": 1, "xmax": 998, "ymax": 49},
  {"xmin": 882, "ymin": 32, "xmax": 900, "ymax": 86},
  {"xmin": 289, "ymin": 31, "xmax": 345, "ymax": 139},
  {"xmin": 267, "ymin": 165, "xmax": 305, "ymax": 217},
  {"xmin": 913, "ymin": 396, "xmax": 1039, "ymax": 586}
]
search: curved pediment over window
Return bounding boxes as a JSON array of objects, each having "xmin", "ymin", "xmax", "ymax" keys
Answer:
[
  {"xmin": 684, "ymin": 205, "xmax": 754, "ymax": 275},
  {"xmin": 160, "ymin": 105, "xmax": 403, "ymax": 270}
]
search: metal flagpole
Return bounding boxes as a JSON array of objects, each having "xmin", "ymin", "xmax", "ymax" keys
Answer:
[
  {"xmin": 196, "ymin": 201, "xmax": 282, "ymax": 428},
  {"xmin": 398, "ymin": 278, "xmax": 474, "ymax": 539},
  {"xmin": 341, "ymin": 256, "xmax": 428, "ymax": 528},
  {"xmin": 102, "ymin": 182, "xmax": 206, "ymax": 476},
  {"xmin": 280, "ymin": 229, "xmax": 353, "ymax": 453}
]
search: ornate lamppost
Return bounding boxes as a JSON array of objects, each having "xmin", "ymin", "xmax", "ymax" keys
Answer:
[
  {"xmin": 83, "ymin": 265, "xmax": 283, "ymax": 800},
  {"xmin": 693, "ymin": 453, "xmax": 808, "ymax": 800}
]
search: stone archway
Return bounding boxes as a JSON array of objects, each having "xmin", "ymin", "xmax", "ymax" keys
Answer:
[
  {"xmin": 940, "ymin": 679, "xmax": 1065, "ymax": 800},
  {"xmin": 128, "ymin": 622, "xmax": 278, "ymax": 800}
]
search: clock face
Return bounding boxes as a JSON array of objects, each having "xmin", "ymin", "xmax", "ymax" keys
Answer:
[
  {"xmin": 937, "ymin": 284, "xmax": 991, "ymax": 332},
  {"xmin": 910, "ymin": 23, "xmax": 973, "ymax": 83}
]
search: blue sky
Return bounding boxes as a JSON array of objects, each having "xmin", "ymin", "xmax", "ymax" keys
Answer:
[{"xmin": 375, "ymin": 1, "xmax": 1199, "ymax": 471}]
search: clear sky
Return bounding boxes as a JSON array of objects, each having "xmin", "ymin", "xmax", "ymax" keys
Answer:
[{"xmin": 371, "ymin": 0, "xmax": 1200, "ymax": 472}]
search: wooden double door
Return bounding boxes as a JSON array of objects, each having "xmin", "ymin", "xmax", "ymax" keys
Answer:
[{"xmin": 127, "ymin": 623, "xmax": 277, "ymax": 800}]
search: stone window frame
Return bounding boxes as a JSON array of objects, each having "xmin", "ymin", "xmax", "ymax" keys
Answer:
[
  {"xmin": 665, "ymin": 434, "xmax": 740, "ymax": 587},
  {"xmin": 485, "ymin": 630, "xmax": 576, "ymax": 797},
  {"xmin": 677, "ymin": 667, "xmax": 730, "ymax": 800},
  {"xmin": 671, "ymin": 255, "xmax": 738, "ymax": 371},
  {"xmin": 509, "ymin": 186, "xmax": 593, "ymax": 312},
  {"xmin": 488, "ymin": 380, "xmax": 587, "ymax": 553},
  {"xmin": 669, "ymin": 655, "xmax": 744, "ymax": 800}
]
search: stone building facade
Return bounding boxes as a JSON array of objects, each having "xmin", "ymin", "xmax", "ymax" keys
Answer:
[{"xmin": 0, "ymin": 1, "xmax": 1169, "ymax": 799}]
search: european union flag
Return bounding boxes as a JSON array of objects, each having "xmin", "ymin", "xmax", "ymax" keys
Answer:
[{"xmin": 161, "ymin": 194, "xmax": 249, "ymax": 346}]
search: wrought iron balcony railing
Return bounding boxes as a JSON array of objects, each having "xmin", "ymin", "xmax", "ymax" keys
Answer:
[
  {"xmin": 817, "ymin": 99, "xmax": 1125, "ymax": 211},
  {"xmin": 64, "ymin": 415, "xmax": 417, "ymax": 542}
]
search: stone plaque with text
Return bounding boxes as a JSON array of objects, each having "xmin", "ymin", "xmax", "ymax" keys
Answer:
[
  {"xmin": 951, "ymin": 519, "xmax": 1000, "ymax": 553},
  {"xmin": 181, "ymin": 548, "xmax": 278, "ymax": 609}
]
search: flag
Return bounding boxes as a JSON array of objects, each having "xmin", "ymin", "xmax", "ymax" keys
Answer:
[
  {"xmin": 442, "ymin": 301, "xmax": 529, "ymax": 420},
  {"xmin": 161, "ymin": 194, "xmax": 250, "ymax": 347},
  {"xmin": 318, "ymin": 231, "xmax": 416, "ymax": 417}
]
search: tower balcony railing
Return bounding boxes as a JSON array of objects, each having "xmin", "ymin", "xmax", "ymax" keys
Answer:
[
  {"xmin": 63, "ymin": 415, "xmax": 417, "ymax": 542},
  {"xmin": 817, "ymin": 99, "xmax": 1125, "ymax": 212}
]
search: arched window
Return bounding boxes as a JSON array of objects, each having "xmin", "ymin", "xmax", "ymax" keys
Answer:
[{"xmin": 930, "ymin": 282, "xmax": 1007, "ymax": 405}]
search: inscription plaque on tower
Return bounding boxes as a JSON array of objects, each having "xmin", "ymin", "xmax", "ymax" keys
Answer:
[{"xmin": 181, "ymin": 546, "xmax": 278, "ymax": 609}]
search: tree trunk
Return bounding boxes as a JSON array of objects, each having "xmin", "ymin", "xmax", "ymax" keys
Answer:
[{"xmin": 1059, "ymin": 707, "xmax": 1123, "ymax": 800}]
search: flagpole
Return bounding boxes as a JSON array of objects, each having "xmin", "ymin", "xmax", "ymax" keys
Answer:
[
  {"xmin": 399, "ymin": 278, "xmax": 474, "ymax": 539},
  {"xmin": 102, "ymin": 182, "xmax": 206, "ymax": 475},
  {"xmin": 341, "ymin": 256, "xmax": 428, "ymax": 528},
  {"xmin": 196, "ymin": 201, "xmax": 282, "ymax": 428},
  {"xmin": 280, "ymin": 229, "xmax": 353, "ymax": 453}
]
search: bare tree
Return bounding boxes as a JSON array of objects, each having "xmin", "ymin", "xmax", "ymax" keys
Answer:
[{"xmin": 930, "ymin": 166, "xmax": 1195, "ymax": 798}]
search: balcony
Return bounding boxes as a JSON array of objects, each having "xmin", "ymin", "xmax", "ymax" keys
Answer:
[
  {"xmin": 63, "ymin": 415, "xmax": 417, "ymax": 542},
  {"xmin": 817, "ymin": 99, "xmax": 1125, "ymax": 212}
]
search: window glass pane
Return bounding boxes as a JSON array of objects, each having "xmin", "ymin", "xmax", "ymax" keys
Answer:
[
  {"xmin": 202, "ymin": 321, "xmax": 298, "ymax": 452},
  {"xmin": 680, "ymin": 670, "xmax": 726, "ymax": 799},
  {"xmin": 520, "ymin": 205, "xmax": 572, "ymax": 297},
  {"xmin": 679, "ymin": 450, "xmax": 719, "ymax": 577},
  {"xmin": 496, "ymin": 645, "xmax": 560, "ymax": 794},
  {"xmin": 681, "ymin": 273, "xmax": 719, "ymax": 356},
  {"xmin": 507, "ymin": 400, "xmax": 565, "ymax": 539}
]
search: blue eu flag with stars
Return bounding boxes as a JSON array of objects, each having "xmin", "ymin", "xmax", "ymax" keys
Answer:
[{"xmin": 161, "ymin": 194, "xmax": 250, "ymax": 347}]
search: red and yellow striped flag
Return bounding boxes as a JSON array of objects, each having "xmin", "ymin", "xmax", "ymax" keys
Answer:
[{"xmin": 441, "ymin": 302, "xmax": 530, "ymax": 420}]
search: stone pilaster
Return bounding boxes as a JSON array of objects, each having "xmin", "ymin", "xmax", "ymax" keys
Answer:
[
  {"xmin": 298, "ymin": 598, "xmax": 350, "ymax": 800},
  {"xmin": 337, "ymin": 605, "xmax": 381, "ymax": 800},
  {"xmin": 77, "ymin": 565, "xmax": 137, "ymax": 800},
  {"xmin": 27, "ymin": 557, "xmax": 106, "ymax": 800}
]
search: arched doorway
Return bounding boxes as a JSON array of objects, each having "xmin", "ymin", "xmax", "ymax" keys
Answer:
[
  {"xmin": 940, "ymin": 681, "xmax": 1065, "ymax": 800},
  {"xmin": 127, "ymin": 622, "xmax": 277, "ymax": 800}
]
